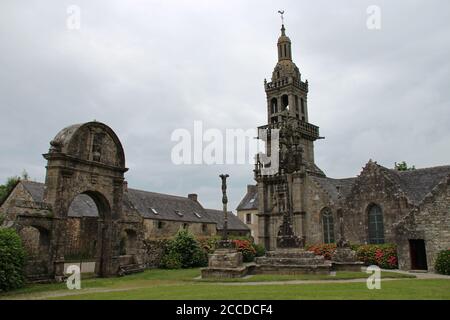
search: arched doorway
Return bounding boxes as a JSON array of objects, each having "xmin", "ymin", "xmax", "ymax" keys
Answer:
[
  {"xmin": 65, "ymin": 192, "xmax": 112, "ymax": 276},
  {"xmin": 42, "ymin": 121, "xmax": 128, "ymax": 278},
  {"xmin": 19, "ymin": 225, "xmax": 51, "ymax": 277}
]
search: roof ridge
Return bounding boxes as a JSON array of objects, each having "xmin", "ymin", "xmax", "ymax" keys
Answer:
[
  {"xmin": 21, "ymin": 180, "xmax": 44, "ymax": 185},
  {"xmin": 127, "ymin": 188, "xmax": 192, "ymax": 201},
  {"xmin": 390, "ymin": 165, "xmax": 450, "ymax": 174}
]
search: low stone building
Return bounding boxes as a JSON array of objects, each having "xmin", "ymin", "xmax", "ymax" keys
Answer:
[
  {"xmin": 205, "ymin": 208, "xmax": 250, "ymax": 239},
  {"xmin": 236, "ymin": 185, "xmax": 259, "ymax": 243}
]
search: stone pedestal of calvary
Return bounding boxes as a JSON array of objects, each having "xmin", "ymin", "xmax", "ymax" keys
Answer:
[{"xmin": 201, "ymin": 174, "xmax": 248, "ymax": 278}]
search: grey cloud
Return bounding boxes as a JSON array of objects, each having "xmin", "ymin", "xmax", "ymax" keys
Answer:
[{"xmin": 1, "ymin": 0, "xmax": 449, "ymax": 210}]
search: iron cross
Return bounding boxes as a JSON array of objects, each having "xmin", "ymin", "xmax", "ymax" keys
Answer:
[{"xmin": 278, "ymin": 10, "xmax": 285, "ymax": 24}]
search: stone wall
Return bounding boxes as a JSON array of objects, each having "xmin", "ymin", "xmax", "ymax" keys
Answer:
[
  {"xmin": 303, "ymin": 176, "xmax": 336, "ymax": 245},
  {"xmin": 343, "ymin": 164, "xmax": 413, "ymax": 245},
  {"xmin": 143, "ymin": 239, "xmax": 169, "ymax": 268}
]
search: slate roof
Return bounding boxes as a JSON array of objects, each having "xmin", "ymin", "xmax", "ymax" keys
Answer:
[
  {"xmin": 236, "ymin": 185, "xmax": 258, "ymax": 211},
  {"xmin": 309, "ymin": 176, "xmax": 356, "ymax": 202},
  {"xmin": 125, "ymin": 188, "xmax": 215, "ymax": 223},
  {"xmin": 67, "ymin": 194, "xmax": 99, "ymax": 217},
  {"xmin": 18, "ymin": 181, "xmax": 216, "ymax": 222},
  {"xmin": 311, "ymin": 164, "xmax": 450, "ymax": 205},
  {"xmin": 386, "ymin": 165, "xmax": 450, "ymax": 205},
  {"xmin": 204, "ymin": 209, "xmax": 250, "ymax": 231},
  {"xmin": 22, "ymin": 180, "xmax": 45, "ymax": 203}
]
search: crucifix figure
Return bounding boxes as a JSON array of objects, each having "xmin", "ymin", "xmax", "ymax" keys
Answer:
[
  {"xmin": 219, "ymin": 174, "xmax": 230, "ymax": 240},
  {"xmin": 278, "ymin": 10, "xmax": 285, "ymax": 24}
]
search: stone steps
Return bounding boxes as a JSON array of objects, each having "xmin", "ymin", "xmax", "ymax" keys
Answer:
[
  {"xmin": 254, "ymin": 264, "xmax": 332, "ymax": 275},
  {"xmin": 265, "ymin": 250, "xmax": 319, "ymax": 259},
  {"xmin": 118, "ymin": 264, "xmax": 145, "ymax": 276},
  {"xmin": 255, "ymin": 257, "xmax": 326, "ymax": 266},
  {"xmin": 26, "ymin": 274, "xmax": 53, "ymax": 284},
  {"xmin": 253, "ymin": 248, "xmax": 332, "ymax": 275}
]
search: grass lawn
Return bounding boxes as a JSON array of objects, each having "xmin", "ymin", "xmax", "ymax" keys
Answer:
[
  {"xmin": 197, "ymin": 271, "xmax": 415, "ymax": 282},
  {"xmin": 1, "ymin": 268, "xmax": 449, "ymax": 300}
]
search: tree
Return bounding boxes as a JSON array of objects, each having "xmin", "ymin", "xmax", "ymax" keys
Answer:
[
  {"xmin": 0, "ymin": 177, "xmax": 19, "ymax": 205},
  {"xmin": 0, "ymin": 171, "xmax": 29, "ymax": 205},
  {"xmin": 0, "ymin": 228, "xmax": 27, "ymax": 291},
  {"xmin": 394, "ymin": 161, "xmax": 415, "ymax": 171}
]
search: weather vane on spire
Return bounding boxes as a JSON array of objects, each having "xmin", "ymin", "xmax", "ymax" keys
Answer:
[{"xmin": 278, "ymin": 10, "xmax": 285, "ymax": 24}]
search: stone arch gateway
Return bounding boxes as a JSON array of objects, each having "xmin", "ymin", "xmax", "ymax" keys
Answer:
[{"xmin": 42, "ymin": 121, "xmax": 128, "ymax": 278}]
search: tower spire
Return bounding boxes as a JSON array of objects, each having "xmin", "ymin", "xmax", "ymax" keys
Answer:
[{"xmin": 276, "ymin": 11, "xmax": 292, "ymax": 62}]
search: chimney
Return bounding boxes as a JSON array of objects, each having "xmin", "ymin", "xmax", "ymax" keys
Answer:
[
  {"xmin": 123, "ymin": 180, "xmax": 128, "ymax": 193},
  {"xmin": 188, "ymin": 193, "xmax": 198, "ymax": 202}
]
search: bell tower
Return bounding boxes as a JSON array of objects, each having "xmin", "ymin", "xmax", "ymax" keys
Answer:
[
  {"xmin": 255, "ymin": 16, "xmax": 325, "ymax": 250},
  {"xmin": 262, "ymin": 22, "xmax": 323, "ymax": 176}
]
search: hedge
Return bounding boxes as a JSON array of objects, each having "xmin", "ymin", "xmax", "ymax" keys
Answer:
[
  {"xmin": 0, "ymin": 228, "xmax": 26, "ymax": 291},
  {"xmin": 435, "ymin": 249, "xmax": 450, "ymax": 275},
  {"xmin": 306, "ymin": 243, "xmax": 399, "ymax": 269},
  {"xmin": 352, "ymin": 244, "xmax": 398, "ymax": 269}
]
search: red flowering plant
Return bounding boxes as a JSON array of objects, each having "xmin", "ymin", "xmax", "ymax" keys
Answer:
[
  {"xmin": 306, "ymin": 243, "xmax": 337, "ymax": 260},
  {"xmin": 355, "ymin": 244, "xmax": 398, "ymax": 269},
  {"xmin": 233, "ymin": 239, "xmax": 256, "ymax": 262}
]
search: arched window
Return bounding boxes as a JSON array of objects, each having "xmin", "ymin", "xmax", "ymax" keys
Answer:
[
  {"xmin": 281, "ymin": 95, "xmax": 289, "ymax": 111},
  {"xmin": 322, "ymin": 208, "xmax": 335, "ymax": 244},
  {"xmin": 368, "ymin": 204, "xmax": 384, "ymax": 244},
  {"xmin": 271, "ymin": 98, "xmax": 278, "ymax": 114}
]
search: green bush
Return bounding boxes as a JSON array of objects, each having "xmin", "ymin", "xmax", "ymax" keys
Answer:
[
  {"xmin": 354, "ymin": 244, "xmax": 398, "ymax": 269},
  {"xmin": 197, "ymin": 236, "xmax": 220, "ymax": 254},
  {"xmin": 160, "ymin": 250, "xmax": 182, "ymax": 269},
  {"xmin": 435, "ymin": 249, "xmax": 450, "ymax": 275},
  {"xmin": 0, "ymin": 228, "xmax": 26, "ymax": 292},
  {"xmin": 252, "ymin": 243, "xmax": 266, "ymax": 257},
  {"xmin": 160, "ymin": 229, "xmax": 207, "ymax": 269}
]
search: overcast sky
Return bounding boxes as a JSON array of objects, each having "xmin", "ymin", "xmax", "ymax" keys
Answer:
[{"xmin": 1, "ymin": 0, "xmax": 449, "ymax": 210}]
